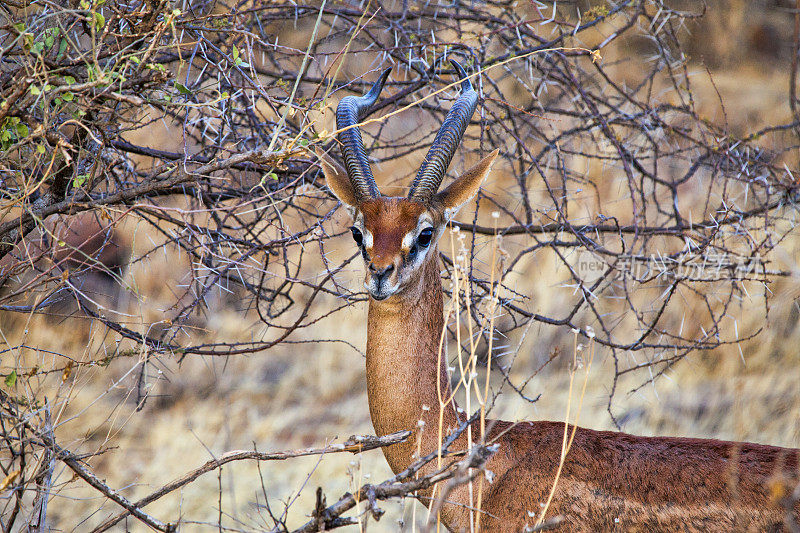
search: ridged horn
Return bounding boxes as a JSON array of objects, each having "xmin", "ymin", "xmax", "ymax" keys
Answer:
[
  {"xmin": 336, "ymin": 68, "xmax": 391, "ymax": 202},
  {"xmin": 408, "ymin": 60, "xmax": 478, "ymax": 202}
]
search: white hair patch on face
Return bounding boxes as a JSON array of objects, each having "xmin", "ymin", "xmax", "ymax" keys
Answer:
[
  {"xmin": 443, "ymin": 206, "xmax": 460, "ymax": 222},
  {"xmin": 401, "ymin": 231, "xmax": 415, "ymax": 250},
  {"xmin": 402, "ymin": 214, "xmax": 435, "ymax": 250},
  {"xmin": 353, "ymin": 212, "xmax": 373, "ymax": 249}
]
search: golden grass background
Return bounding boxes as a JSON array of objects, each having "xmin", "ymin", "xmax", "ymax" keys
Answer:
[{"xmin": 1, "ymin": 2, "xmax": 800, "ymax": 531}]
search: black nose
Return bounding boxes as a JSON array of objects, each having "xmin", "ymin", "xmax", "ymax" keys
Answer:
[{"xmin": 369, "ymin": 264, "xmax": 394, "ymax": 282}]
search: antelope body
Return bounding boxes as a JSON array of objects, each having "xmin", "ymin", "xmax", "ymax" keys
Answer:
[
  {"xmin": 0, "ymin": 213, "xmax": 128, "ymax": 285},
  {"xmin": 318, "ymin": 64, "xmax": 800, "ymax": 532}
]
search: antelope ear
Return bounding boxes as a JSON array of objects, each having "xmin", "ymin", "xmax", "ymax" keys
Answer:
[
  {"xmin": 316, "ymin": 148, "xmax": 358, "ymax": 207},
  {"xmin": 434, "ymin": 149, "xmax": 499, "ymax": 220}
]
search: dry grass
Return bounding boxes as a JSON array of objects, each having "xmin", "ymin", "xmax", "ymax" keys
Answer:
[
  {"xmin": 3, "ymin": 171, "xmax": 798, "ymax": 532},
  {"xmin": 3, "ymin": 236, "xmax": 797, "ymax": 531},
  {"xmin": 2, "ymin": 5, "xmax": 800, "ymax": 531}
]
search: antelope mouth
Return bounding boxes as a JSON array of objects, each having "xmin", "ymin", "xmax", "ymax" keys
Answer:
[
  {"xmin": 365, "ymin": 274, "xmax": 398, "ymax": 301},
  {"xmin": 366, "ymin": 284, "xmax": 394, "ymax": 301}
]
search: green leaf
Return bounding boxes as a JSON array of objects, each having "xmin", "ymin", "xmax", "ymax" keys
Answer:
[
  {"xmin": 57, "ymin": 38, "xmax": 68, "ymax": 59},
  {"xmin": 13, "ymin": 22, "xmax": 25, "ymax": 32},
  {"xmin": 62, "ymin": 92, "xmax": 74, "ymax": 102},
  {"xmin": 4, "ymin": 370, "xmax": 16, "ymax": 388},
  {"xmin": 36, "ymin": 144, "xmax": 46, "ymax": 154},
  {"xmin": 174, "ymin": 82, "xmax": 192, "ymax": 95},
  {"xmin": 31, "ymin": 41, "xmax": 44, "ymax": 54},
  {"xmin": 43, "ymin": 28, "xmax": 59, "ymax": 49},
  {"xmin": 93, "ymin": 12, "xmax": 105, "ymax": 30},
  {"xmin": 73, "ymin": 174, "xmax": 88, "ymax": 187},
  {"xmin": 16, "ymin": 123, "xmax": 29, "ymax": 138},
  {"xmin": 232, "ymin": 45, "xmax": 249, "ymax": 67},
  {"xmin": 299, "ymin": 139, "xmax": 309, "ymax": 147},
  {"xmin": 64, "ymin": 75, "xmax": 76, "ymax": 85},
  {"xmin": 29, "ymin": 85, "xmax": 40, "ymax": 95}
]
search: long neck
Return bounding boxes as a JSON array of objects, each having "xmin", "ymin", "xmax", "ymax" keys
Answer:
[
  {"xmin": 363, "ymin": 251, "xmax": 800, "ymax": 531},
  {"xmin": 365, "ymin": 252, "xmax": 460, "ymax": 474}
]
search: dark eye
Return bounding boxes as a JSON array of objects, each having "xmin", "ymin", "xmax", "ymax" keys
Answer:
[
  {"xmin": 417, "ymin": 228, "xmax": 433, "ymax": 248},
  {"xmin": 350, "ymin": 227, "xmax": 363, "ymax": 247}
]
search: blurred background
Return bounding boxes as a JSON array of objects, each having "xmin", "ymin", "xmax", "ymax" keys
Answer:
[{"xmin": 1, "ymin": 0, "xmax": 799, "ymax": 530}]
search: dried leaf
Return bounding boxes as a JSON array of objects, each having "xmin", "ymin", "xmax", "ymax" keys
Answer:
[
  {"xmin": 0, "ymin": 470, "xmax": 20, "ymax": 491},
  {"xmin": 62, "ymin": 361, "xmax": 74, "ymax": 382}
]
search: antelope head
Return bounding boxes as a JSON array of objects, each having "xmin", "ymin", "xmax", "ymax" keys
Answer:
[{"xmin": 318, "ymin": 62, "xmax": 499, "ymax": 301}]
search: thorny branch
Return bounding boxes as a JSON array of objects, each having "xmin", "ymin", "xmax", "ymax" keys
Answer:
[
  {"xmin": 88, "ymin": 430, "xmax": 412, "ymax": 533},
  {"xmin": 2, "ymin": 385, "xmax": 411, "ymax": 532},
  {"xmin": 0, "ymin": 0, "xmax": 796, "ymax": 356},
  {"xmin": 1, "ymin": 0, "xmax": 799, "ymax": 530},
  {"xmin": 287, "ymin": 414, "xmax": 493, "ymax": 533}
]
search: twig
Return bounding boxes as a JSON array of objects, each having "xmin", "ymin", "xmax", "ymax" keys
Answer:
[{"xmin": 89, "ymin": 431, "xmax": 411, "ymax": 532}]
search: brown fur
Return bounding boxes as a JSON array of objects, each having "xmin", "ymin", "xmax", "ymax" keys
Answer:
[
  {"xmin": 0, "ymin": 213, "xmax": 128, "ymax": 281},
  {"xmin": 366, "ymin": 247, "xmax": 799, "ymax": 531},
  {"xmin": 433, "ymin": 150, "xmax": 499, "ymax": 212},
  {"xmin": 318, "ymin": 151, "xmax": 799, "ymax": 531},
  {"xmin": 317, "ymin": 148, "xmax": 359, "ymax": 206},
  {"xmin": 360, "ymin": 198, "xmax": 428, "ymax": 270}
]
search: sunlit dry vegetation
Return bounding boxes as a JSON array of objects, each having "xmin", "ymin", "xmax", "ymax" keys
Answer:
[{"xmin": 0, "ymin": 0, "xmax": 799, "ymax": 531}]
